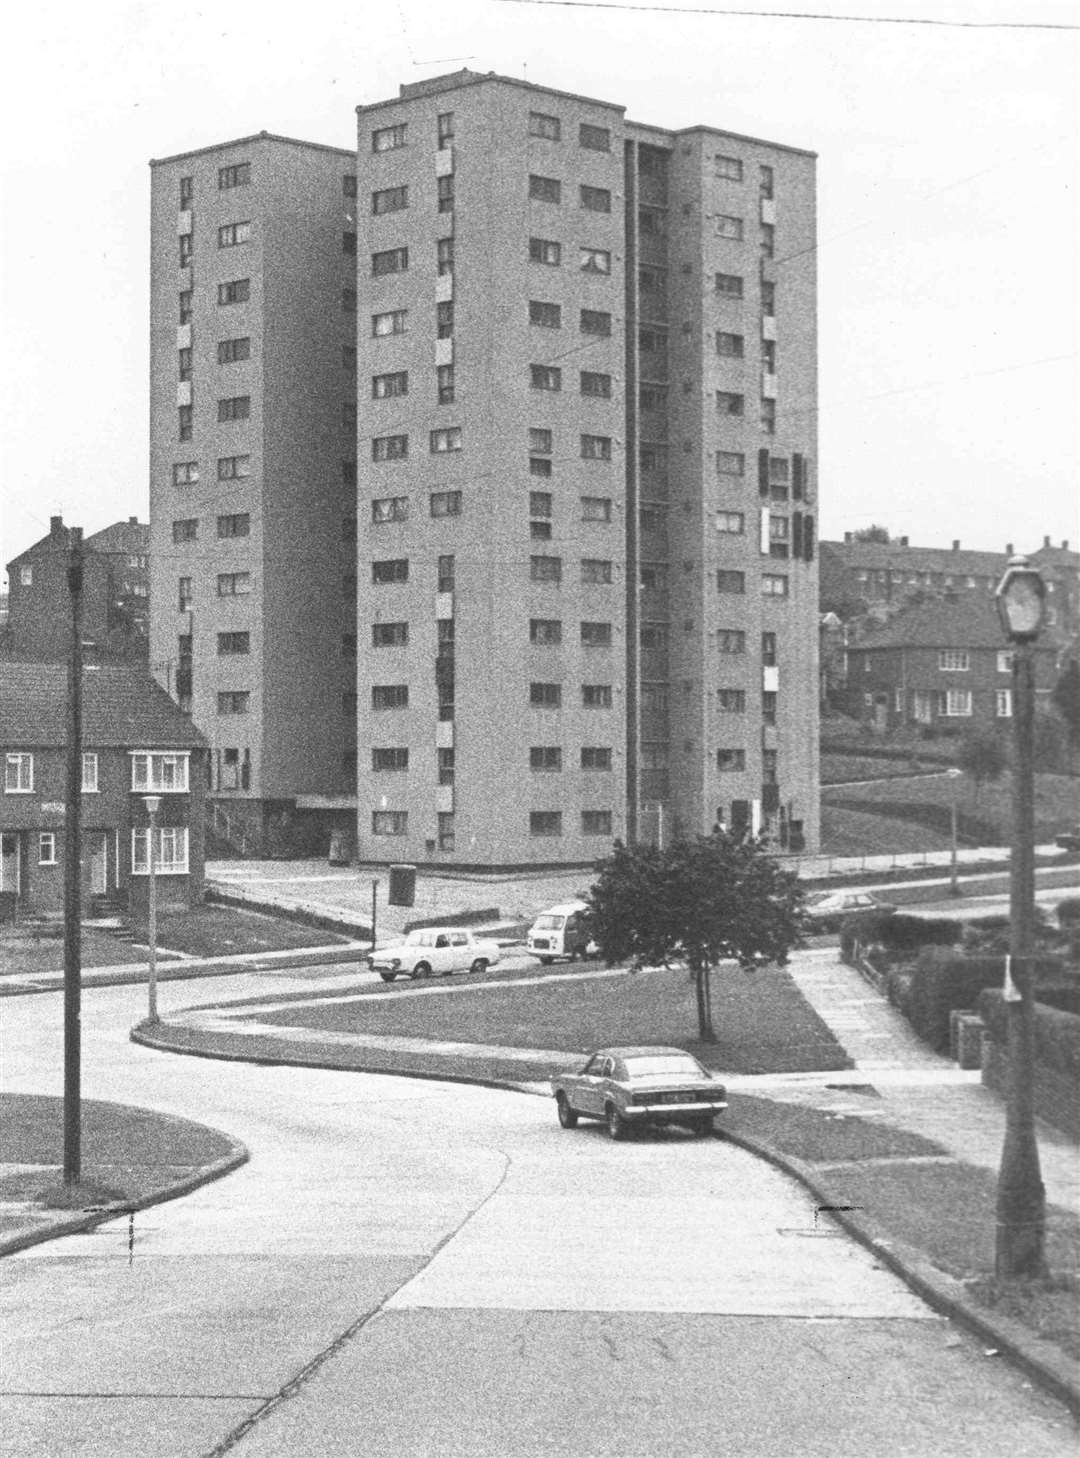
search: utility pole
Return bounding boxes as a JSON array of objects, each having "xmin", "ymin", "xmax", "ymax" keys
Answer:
[{"xmin": 63, "ymin": 528, "xmax": 84, "ymax": 1186}]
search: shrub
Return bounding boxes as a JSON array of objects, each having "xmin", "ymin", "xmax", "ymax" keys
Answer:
[
  {"xmin": 885, "ymin": 966, "xmax": 915, "ymax": 1017},
  {"xmin": 979, "ymin": 987, "xmax": 1080, "ymax": 1082},
  {"xmin": 1057, "ymin": 897, "xmax": 1080, "ymax": 928},
  {"xmin": 962, "ymin": 907, "xmax": 1056, "ymax": 956},
  {"xmin": 909, "ymin": 951, "xmax": 1017, "ymax": 1053}
]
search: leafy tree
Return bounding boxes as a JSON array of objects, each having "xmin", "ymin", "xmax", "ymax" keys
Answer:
[
  {"xmin": 853, "ymin": 525, "xmax": 891, "ymax": 543},
  {"xmin": 587, "ymin": 833, "xmax": 804, "ymax": 1042},
  {"xmin": 1031, "ymin": 709, "xmax": 1069, "ymax": 774},
  {"xmin": 956, "ymin": 728, "xmax": 1007, "ymax": 806}
]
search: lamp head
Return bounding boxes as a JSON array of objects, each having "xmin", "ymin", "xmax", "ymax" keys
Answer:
[
  {"xmin": 143, "ymin": 795, "xmax": 162, "ymax": 816},
  {"xmin": 995, "ymin": 555, "xmax": 1045, "ymax": 644}
]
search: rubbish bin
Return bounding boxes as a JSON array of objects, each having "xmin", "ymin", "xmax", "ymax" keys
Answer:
[
  {"xmin": 328, "ymin": 830, "xmax": 350, "ymax": 866},
  {"xmin": 388, "ymin": 863, "xmax": 417, "ymax": 907}
]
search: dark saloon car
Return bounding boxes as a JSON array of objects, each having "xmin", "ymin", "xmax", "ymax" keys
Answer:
[
  {"xmin": 551, "ymin": 1045, "xmax": 728, "ymax": 1141},
  {"xmin": 803, "ymin": 889, "xmax": 896, "ymax": 934}
]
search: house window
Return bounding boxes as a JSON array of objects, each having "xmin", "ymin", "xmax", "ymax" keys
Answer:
[
  {"xmin": 581, "ymin": 748, "xmax": 612, "ymax": 771},
  {"xmin": 216, "ymin": 572, "xmax": 252, "ymax": 596},
  {"xmin": 217, "ymin": 513, "xmax": 250, "ymax": 538},
  {"xmin": 343, "ymin": 174, "xmax": 357, "ymax": 197},
  {"xmin": 372, "ymin": 811, "xmax": 408, "ymax": 836},
  {"xmin": 529, "ymin": 429, "xmax": 553, "ymax": 457},
  {"xmin": 530, "ymin": 747, "xmax": 562, "ymax": 772},
  {"xmin": 372, "ymin": 123, "xmax": 407, "ymax": 152},
  {"xmin": 717, "ymin": 451, "xmax": 745, "ymax": 476},
  {"xmin": 178, "ymin": 405, "xmax": 193, "ymax": 441},
  {"xmin": 530, "ymin": 492, "xmax": 553, "ymax": 519},
  {"xmin": 217, "ymin": 691, "xmax": 250, "ymax": 716},
  {"xmin": 372, "ymin": 246, "xmax": 409, "ymax": 276},
  {"xmin": 717, "ymin": 570, "xmax": 746, "ymax": 594},
  {"xmin": 580, "ymin": 434, "xmax": 612, "ymax": 461},
  {"xmin": 715, "ymin": 154, "xmax": 743, "ymax": 181},
  {"xmin": 716, "ymin": 332, "xmax": 744, "ymax": 358},
  {"xmin": 217, "ymin": 455, "xmax": 251, "ymax": 480},
  {"xmin": 217, "ymin": 278, "xmax": 250, "ymax": 305},
  {"xmin": 372, "ymin": 493, "xmax": 408, "ymax": 523},
  {"xmin": 430, "ymin": 490, "xmax": 462, "ymax": 518},
  {"xmin": 132, "ymin": 827, "xmax": 190, "ymax": 875},
  {"xmin": 762, "ymin": 631, "xmax": 777, "ymax": 666},
  {"xmin": 38, "ymin": 832, "xmax": 57, "ymax": 866},
  {"xmin": 179, "ymin": 233, "xmax": 193, "ymax": 267},
  {"xmin": 761, "ymin": 223, "xmax": 775, "ymax": 258},
  {"xmin": 218, "ymin": 631, "xmax": 250, "ymax": 655},
  {"xmin": 529, "ymin": 174, "xmax": 561, "ymax": 203},
  {"xmin": 372, "ymin": 185, "xmax": 408, "ymax": 214},
  {"xmin": 430, "ymin": 427, "xmax": 462, "ymax": 453},
  {"xmin": 437, "ymin": 175, "xmax": 454, "ymax": 213},
  {"xmin": 581, "ymin": 559, "xmax": 613, "ymax": 585},
  {"xmin": 997, "ymin": 651, "xmax": 1014, "ymax": 674},
  {"xmin": 372, "ymin": 685, "xmax": 409, "ymax": 709},
  {"xmin": 580, "ymin": 184, "xmax": 611, "ymax": 213},
  {"xmin": 436, "ymin": 237, "xmax": 454, "ymax": 275},
  {"xmin": 218, "ymin": 163, "xmax": 251, "ymax": 189},
  {"xmin": 218, "ymin": 396, "xmax": 251, "ymax": 422},
  {"xmin": 583, "ymin": 684, "xmax": 613, "ymax": 708},
  {"xmin": 760, "ymin": 398, "xmax": 777, "ymax": 434},
  {"xmin": 717, "ymin": 748, "xmax": 746, "ymax": 772},
  {"xmin": 944, "ymin": 689, "xmax": 973, "ymax": 717},
  {"xmin": 579, "ymin": 122, "xmax": 610, "ymax": 151},
  {"xmin": 718, "ymin": 689, "xmax": 747, "ymax": 713},
  {"xmin": 716, "ymin": 215, "xmax": 744, "ymax": 240},
  {"xmin": 581, "ymin": 621, "xmax": 612, "ymax": 647},
  {"xmin": 716, "ymin": 392, "xmax": 744, "ymax": 416},
  {"xmin": 438, "ymin": 748, "xmax": 455, "ymax": 786},
  {"xmin": 581, "ymin": 496, "xmax": 612, "ymax": 522},
  {"xmin": 938, "ymin": 649, "xmax": 971, "ymax": 672},
  {"xmin": 761, "ymin": 281, "xmax": 776, "ymax": 315},
  {"xmin": 762, "ymin": 690, "xmax": 777, "ymax": 725},
  {"xmin": 373, "ymin": 371, "xmax": 409, "ymax": 399},
  {"xmin": 531, "ymin": 555, "xmax": 562, "ymax": 584},
  {"xmin": 715, "ymin": 272, "xmax": 743, "ymax": 297},
  {"xmin": 581, "ymin": 309, "xmax": 612, "ymax": 337},
  {"xmin": 178, "ymin": 578, "xmax": 193, "ymax": 609},
  {"xmin": 437, "ymin": 112, "xmax": 455, "ymax": 147},
  {"xmin": 372, "ymin": 434, "xmax": 409, "ymax": 462},
  {"xmin": 218, "ymin": 337, "xmax": 251, "ymax": 364},
  {"xmin": 217, "ymin": 221, "xmax": 252, "ymax": 248},
  {"xmin": 718, "ymin": 630, "xmax": 746, "ymax": 654},
  {"xmin": 5, "ymin": 753, "xmax": 33, "ymax": 792},
  {"xmin": 172, "ymin": 518, "xmax": 198, "ymax": 544},
  {"xmin": 437, "ymin": 365, "xmax": 455, "ymax": 404},
  {"xmin": 372, "ymin": 309, "xmax": 407, "ymax": 337},
  {"xmin": 436, "ymin": 301, "xmax": 454, "ymax": 339},
  {"xmin": 760, "ymin": 165, "xmax": 775, "ymax": 199},
  {"xmin": 529, "ymin": 111, "xmax": 561, "ymax": 141},
  {"xmin": 372, "ymin": 748, "xmax": 409, "ymax": 772},
  {"xmin": 529, "ymin": 237, "xmax": 562, "ymax": 266},
  {"xmin": 580, "ymin": 247, "xmax": 611, "ymax": 275},
  {"xmin": 761, "ymin": 574, "xmax": 789, "ymax": 597},
  {"xmin": 716, "ymin": 512, "xmax": 744, "ymax": 534},
  {"xmin": 178, "ymin": 347, "xmax": 192, "ymax": 382},
  {"xmin": 582, "ymin": 810, "xmax": 612, "ymax": 835},
  {"xmin": 996, "ymin": 689, "xmax": 1013, "ymax": 718},
  {"xmin": 640, "ymin": 623, "xmax": 668, "ymax": 649},
  {"xmin": 438, "ymin": 555, "xmax": 455, "ymax": 592},
  {"xmin": 179, "ymin": 290, "xmax": 193, "ymax": 323},
  {"xmin": 530, "ymin": 682, "xmax": 562, "ymax": 708},
  {"xmin": 530, "ymin": 300, "xmax": 561, "ymax": 329},
  {"xmin": 530, "ymin": 618, "xmax": 562, "ymax": 645},
  {"xmin": 172, "ymin": 461, "xmax": 199, "ymax": 486},
  {"xmin": 179, "ymin": 175, "xmax": 193, "ymax": 208},
  {"xmin": 81, "ymin": 752, "xmax": 99, "ymax": 793},
  {"xmin": 580, "ymin": 371, "xmax": 612, "ymax": 399},
  {"xmin": 373, "ymin": 622, "xmax": 408, "ymax": 647},
  {"xmin": 130, "ymin": 752, "xmax": 189, "ymax": 792},
  {"xmin": 530, "ymin": 811, "xmax": 563, "ymax": 837},
  {"xmin": 372, "ymin": 557, "xmax": 409, "ymax": 582},
  {"xmin": 531, "ymin": 365, "xmax": 562, "ymax": 392}
]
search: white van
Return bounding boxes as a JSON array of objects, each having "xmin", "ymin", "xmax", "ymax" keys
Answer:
[{"xmin": 527, "ymin": 901, "xmax": 593, "ymax": 964}]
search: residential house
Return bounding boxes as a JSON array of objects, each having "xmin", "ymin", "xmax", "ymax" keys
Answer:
[{"xmin": 0, "ymin": 662, "xmax": 207, "ymax": 917}]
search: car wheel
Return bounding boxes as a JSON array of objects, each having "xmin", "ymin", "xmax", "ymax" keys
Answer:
[
  {"xmin": 411, "ymin": 961, "xmax": 432, "ymax": 980},
  {"xmin": 538, "ymin": 956, "xmax": 554, "ymax": 966},
  {"xmin": 470, "ymin": 958, "xmax": 488, "ymax": 975},
  {"xmin": 605, "ymin": 1103, "xmax": 629, "ymax": 1141},
  {"xmin": 556, "ymin": 1093, "xmax": 579, "ymax": 1129},
  {"xmin": 379, "ymin": 972, "xmax": 396, "ymax": 983}
]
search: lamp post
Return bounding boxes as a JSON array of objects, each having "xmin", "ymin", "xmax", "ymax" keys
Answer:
[
  {"xmin": 143, "ymin": 795, "xmax": 162, "ymax": 1024},
  {"xmin": 946, "ymin": 767, "xmax": 963, "ymax": 896},
  {"xmin": 993, "ymin": 555, "xmax": 1047, "ymax": 1279}
]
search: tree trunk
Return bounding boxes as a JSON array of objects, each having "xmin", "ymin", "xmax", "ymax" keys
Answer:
[{"xmin": 694, "ymin": 962, "xmax": 716, "ymax": 1043}]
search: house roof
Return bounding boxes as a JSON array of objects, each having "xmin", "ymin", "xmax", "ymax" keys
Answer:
[
  {"xmin": 0, "ymin": 662, "xmax": 207, "ymax": 749},
  {"xmin": 820, "ymin": 539, "xmax": 1006, "ymax": 578},
  {"xmin": 850, "ymin": 594, "xmax": 1036, "ymax": 652}
]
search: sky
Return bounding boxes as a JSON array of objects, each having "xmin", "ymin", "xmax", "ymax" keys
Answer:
[{"xmin": 1, "ymin": 0, "xmax": 1077, "ymax": 575}]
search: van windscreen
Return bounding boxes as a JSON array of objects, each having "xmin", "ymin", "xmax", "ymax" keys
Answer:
[{"xmin": 533, "ymin": 915, "xmax": 565, "ymax": 930}]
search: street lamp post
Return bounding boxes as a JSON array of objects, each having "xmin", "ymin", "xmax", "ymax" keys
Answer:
[
  {"xmin": 993, "ymin": 555, "xmax": 1047, "ymax": 1279},
  {"xmin": 143, "ymin": 795, "xmax": 162, "ymax": 1024},
  {"xmin": 946, "ymin": 767, "xmax": 963, "ymax": 896}
]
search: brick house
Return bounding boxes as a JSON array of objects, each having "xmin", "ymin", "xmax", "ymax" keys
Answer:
[
  {"xmin": 844, "ymin": 596, "xmax": 1057, "ymax": 734},
  {"xmin": 0, "ymin": 662, "xmax": 207, "ymax": 918}
]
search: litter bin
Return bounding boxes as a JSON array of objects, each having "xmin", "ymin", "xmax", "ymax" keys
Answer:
[
  {"xmin": 328, "ymin": 830, "xmax": 351, "ymax": 866},
  {"xmin": 388, "ymin": 863, "xmax": 416, "ymax": 907}
]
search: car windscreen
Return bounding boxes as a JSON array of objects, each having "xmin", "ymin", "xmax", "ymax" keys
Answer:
[
  {"xmin": 623, "ymin": 1056, "xmax": 706, "ymax": 1079},
  {"xmin": 533, "ymin": 915, "xmax": 565, "ymax": 929},
  {"xmin": 805, "ymin": 893, "xmax": 832, "ymax": 907}
]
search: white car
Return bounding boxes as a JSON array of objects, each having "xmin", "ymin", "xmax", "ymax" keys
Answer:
[{"xmin": 368, "ymin": 927, "xmax": 502, "ymax": 982}]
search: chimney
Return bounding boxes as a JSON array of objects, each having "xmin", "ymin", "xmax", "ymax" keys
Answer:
[
  {"xmin": 1063, "ymin": 540, "xmax": 1070, "ymax": 551},
  {"xmin": 951, "ymin": 540, "xmax": 960, "ymax": 552},
  {"xmin": 1006, "ymin": 543, "xmax": 1013, "ymax": 555},
  {"xmin": 129, "ymin": 515, "xmax": 138, "ymax": 525},
  {"xmin": 899, "ymin": 535, "xmax": 909, "ymax": 547},
  {"xmin": 50, "ymin": 515, "xmax": 64, "ymax": 537},
  {"xmin": 844, "ymin": 531, "xmax": 853, "ymax": 543},
  {"xmin": 1044, "ymin": 535, "xmax": 1051, "ymax": 548}
]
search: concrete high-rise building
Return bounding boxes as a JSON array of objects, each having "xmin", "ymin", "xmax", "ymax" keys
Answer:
[
  {"xmin": 148, "ymin": 133, "xmax": 361, "ymax": 855},
  {"xmin": 352, "ymin": 72, "xmax": 819, "ymax": 865},
  {"xmin": 148, "ymin": 74, "xmax": 820, "ymax": 867}
]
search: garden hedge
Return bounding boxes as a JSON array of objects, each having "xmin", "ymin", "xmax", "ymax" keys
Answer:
[
  {"xmin": 978, "ymin": 985, "xmax": 1080, "ymax": 1081},
  {"xmin": 1057, "ymin": 896, "xmax": 1080, "ymax": 928},
  {"xmin": 907, "ymin": 951, "xmax": 1064, "ymax": 1054},
  {"xmin": 839, "ymin": 910, "xmax": 962, "ymax": 962}
]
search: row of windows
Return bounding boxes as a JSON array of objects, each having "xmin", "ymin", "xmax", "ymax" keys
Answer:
[
  {"xmin": 370, "ymin": 682, "xmax": 614, "ymax": 711},
  {"xmin": 529, "ymin": 238, "xmax": 612, "ymax": 274},
  {"xmin": 368, "ymin": 557, "xmax": 616, "ymax": 587},
  {"xmin": 369, "ymin": 112, "xmax": 612, "ymax": 154},
  {"xmin": 367, "ymin": 746, "xmax": 614, "ymax": 774},
  {"xmin": 527, "ymin": 176, "xmax": 612, "ymax": 212},
  {"xmin": 172, "ymin": 456, "xmax": 251, "ymax": 485},
  {"xmin": 371, "ymin": 302, "xmax": 610, "ymax": 341},
  {"xmin": 369, "ymin": 426, "xmax": 612, "ymax": 462},
  {"xmin": 5, "ymin": 752, "xmax": 191, "ymax": 795},
  {"xmin": 369, "ymin": 808, "xmax": 613, "ymax": 838},
  {"xmin": 715, "ymin": 571, "xmax": 790, "ymax": 597},
  {"xmin": 172, "ymin": 514, "xmax": 251, "ymax": 542},
  {"xmin": 177, "ymin": 573, "xmax": 251, "ymax": 608}
]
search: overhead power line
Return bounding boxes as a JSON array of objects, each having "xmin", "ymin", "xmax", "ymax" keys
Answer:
[{"xmin": 497, "ymin": 0, "xmax": 1079, "ymax": 30}]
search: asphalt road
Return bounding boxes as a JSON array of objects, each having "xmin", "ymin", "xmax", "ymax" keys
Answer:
[{"xmin": 1, "ymin": 973, "xmax": 1076, "ymax": 1458}]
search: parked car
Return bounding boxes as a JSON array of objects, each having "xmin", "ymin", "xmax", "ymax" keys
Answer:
[
  {"xmin": 1056, "ymin": 827, "xmax": 1080, "ymax": 852},
  {"xmin": 368, "ymin": 927, "xmax": 502, "ymax": 981},
  {"xmin": 803, "ymin": 890, "xmax": 896, "ymax": 934},
  {"xmin": 551, "ymin": 1045, "xmax": 728, "ymax": 1140},
  {"xmin": 527, "ymin": 901, "xmax": 595, "ymax": 963}
]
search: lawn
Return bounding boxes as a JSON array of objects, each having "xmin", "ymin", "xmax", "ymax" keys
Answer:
[
  {"xmin": 824, "ymin": 770, "xmax": 1080, "ymax": 844},
  {"xmin": 251, "ymin": 963, "xmax": 853, "ymax": 1075}
]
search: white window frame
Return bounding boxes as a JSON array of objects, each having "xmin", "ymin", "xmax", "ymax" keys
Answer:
[
  {"xmin": 997, "ymin": 651, "xmax": 1014, "ymax": 674},
  {"xmin": 4, "ymin": 753, "xmax": 33, "ymax": 793},
  {"xmin": 82, "ymin": 752, "xmax": 99, "ymax": 793},
  {"xmin": 938, "ymin": 650, "xmax": 970, "ymax": 672},
  {"xmin": 131, "ymin": 826, "xmax": 190, "ymax": 875},
  {"xmin": 943, "ymin": 689, "xmax": 973, "ymax": 718},
  {"xmin": 38, "ymin": 831, "xmax": 57, "ymax": 866},
  {"xmin": 996, "ymin": 689, "xmax": 1013, "ymax": 718},
  {"xmin": 129, "ymin": 752, "xmax": 190, "ymax": 793}
]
